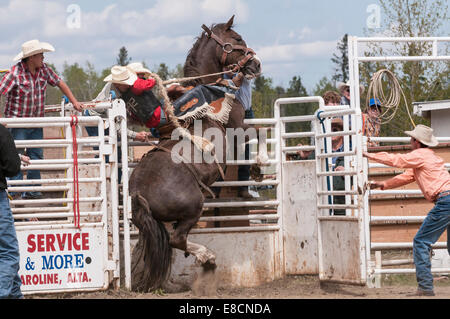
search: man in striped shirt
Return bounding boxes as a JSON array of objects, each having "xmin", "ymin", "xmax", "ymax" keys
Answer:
[
  {"xmin": 0, "ymin": 40, "xmax": 83, "ymax": 199},
  {"xmin": 364, "ymin": 124, "xmax": 450, "ymax": 296}
]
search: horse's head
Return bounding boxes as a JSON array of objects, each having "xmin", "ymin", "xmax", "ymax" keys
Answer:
[{"xmin": 203, "ymin": 15, "xmax": 261, "ymax": 79}]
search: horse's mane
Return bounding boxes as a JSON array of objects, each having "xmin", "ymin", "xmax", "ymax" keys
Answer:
[
  {"xmin": 183, "ymin": 23, "xmax": 234, "ymax": 86},
  {"xmin": 183, "ymin": 32, "xmax": 207, "ymax": 84}
]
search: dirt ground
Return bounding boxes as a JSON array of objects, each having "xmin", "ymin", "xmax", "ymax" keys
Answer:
[{"xmin": 30, "ymin": 273, "xmax": 450, "ymax": 300}]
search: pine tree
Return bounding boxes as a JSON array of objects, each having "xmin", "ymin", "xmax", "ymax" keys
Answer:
[
  {"xmin": 116, "ymin": 47, "xmax": 131, "ymax": 66},
  {"xmin": 331, "ymin": 34, "xmax": 349, "ymax": 84}
]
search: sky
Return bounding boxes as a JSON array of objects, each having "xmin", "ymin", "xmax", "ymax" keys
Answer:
[{"xmin": 0, "ymin": 0, "xmax": 447, "ymax": 93}]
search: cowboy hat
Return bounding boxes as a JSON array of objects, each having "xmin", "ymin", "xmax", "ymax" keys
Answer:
[
  {"xmin": 337, "ymin": 81, "xmax": 365, "ymax": 95},
  {"xmin": 13, "ymin": 39, "xmax": 55, "ymax": 62},
  {"xmin": 405, "ymin": 124, "xmax": 439, "ymax": 147},
  {"xmin": 127, "ymin": 62, "xmax": 151, "ymax": 77},
  {"xmin": 104, "ymin": 65, "xmax": 137, "ymax": 86}
]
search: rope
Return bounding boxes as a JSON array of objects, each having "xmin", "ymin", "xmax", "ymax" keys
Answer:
[
  {"xmin": 366, "ymin": 69, "xmax": 416, "ymax": 128},
  {"xmin": 162, "ymin": 69, "xmax": 234, "ymax": 86},
  {"xmin": 150, "ymin": 72, "xmax": 215, "ymax": 153},
  {"xmin": 70, "ymin": 115, "xmax": 81, "ymax": 229}
]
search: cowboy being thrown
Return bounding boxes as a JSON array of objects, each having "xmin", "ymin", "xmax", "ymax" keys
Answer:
[{"xmin": 103, "ymin": 65, "xmax": 236, "ymax": 131}]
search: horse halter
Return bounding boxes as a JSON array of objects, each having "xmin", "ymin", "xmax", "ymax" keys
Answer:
[{"xmin": 201, "ymin": 24, "xmax": 256, "ymax": 73}]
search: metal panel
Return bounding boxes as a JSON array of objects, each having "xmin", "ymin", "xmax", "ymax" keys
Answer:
[
  {"xmin": 317, "ymin": 217, "xmax": 364, "ymax": 284},
  {"xmin": 164, "ymin": 231, "xmax": 281, "ymax": 288},
  {"xmin": 282, "ymin": 160, "xmax": 319, "ymax": 274}
]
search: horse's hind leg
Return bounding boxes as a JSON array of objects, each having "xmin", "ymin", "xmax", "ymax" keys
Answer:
[{"xmin": 170, "ymin": 214, "xmax": 216, "ymax": 266}]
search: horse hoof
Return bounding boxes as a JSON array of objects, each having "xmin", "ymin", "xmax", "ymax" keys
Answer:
[
  {"xmin": 184, "ymin": 252, "xmax": 190, "ymax": 258},
  {"xmin": 202, "ymin": 260, "xmax": 217, "ymax": 272}
]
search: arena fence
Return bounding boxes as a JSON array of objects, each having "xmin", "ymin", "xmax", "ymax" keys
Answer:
[{"xmin": 2, "ymin": 99, "xmax": 129, "ymax": 294}]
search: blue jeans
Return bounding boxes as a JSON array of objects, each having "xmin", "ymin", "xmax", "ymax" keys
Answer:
[
  {"xmin": 0, "ymin": 191, "xmax": 23, "ymax": 298},
  {"xmin": 8, "ymin": 128, "xmax": 43, "ymax": 198},
  {"xmin": 413, "ymin": 194, "xmax": 450, "ymax": 292}
]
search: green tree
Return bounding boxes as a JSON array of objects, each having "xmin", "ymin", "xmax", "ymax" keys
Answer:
[
  {"xmin": 313, "ymin": 76, "xmax": 337, "ymax": 97},
  {"xmin": 286, "ymin": 76, "xmax": 308, "ymax": 97},
  {"xmin": 62, "ymin": 62, "xmax": 91, "ymax": 101},
  {"xmin": 331, "ymin": 34, "xmax": 349, "ymax": 84},
  {"xmin": 252, "ymin": 76, "xmax": 278, "ymax": 118},
  {"xmin": 283, "ymin": 75, "xmax": 314, "ymax": 143},
  {"xmin": 45, "ymin": 63, "xmax": 64, "ymax": 105},
  {"xmin": 116, "ymin": 46, "xmax": 131, "ymax": 66},
  {"xmin": 61, "ymin": 62, "xmax": 109, "ymax": 102},
  {"xmin": 155, "ymin": 63, "xmax": 170, "ymax": 80},
  {"xmin": 169, "ymin": 63, "xmax": 184, "ymax": 79}
]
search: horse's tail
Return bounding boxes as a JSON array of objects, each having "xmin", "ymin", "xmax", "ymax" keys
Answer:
[{"xmin": 130, "ymin": 194, "xmax": 172, "ymax": 292}]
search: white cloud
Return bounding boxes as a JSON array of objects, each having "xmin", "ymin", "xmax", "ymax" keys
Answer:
[
  {"xmin": 257, "ymin": 40, "xmax": 337, "ymax": 63},
  {"xmin": 288, "ymin": 27, "xmax": 313, "ymax": 40},
  {"xmin": 0, "ymin": 0, "xmax": 250, "ymax": 71},
  {"xmin": 127, "ymin": 35, "xmax": 194, "ymax": 55}
]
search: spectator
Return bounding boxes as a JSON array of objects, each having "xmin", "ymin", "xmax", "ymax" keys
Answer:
[
  {"xmin": 0, "ymin": 123, "xmax": 23, "ymax": 298},
  {"xmin": 221, "ymin": 72, "xmax": 256, "ymax": 198},
  {"xmin": 364, "ymin": 124, "xmax": 450, "ymax": 296},
  {"xmin": 362, "ymin": 98, "xmax": 382, "ymax": 147},
  {"xmin": 295, "ymin": 91, "xmax": 343, "ymax": 160},
  {"xmin": 297, "ymin": 118, "xmax": 347, "ymax": 215},
  {"xmin": 0, "ymin": 40, "xmax": 83, "ymax": 200},
  {"xmin": 337, "ymin": 81, "xmax": 365, "ymax": 106},
  {"xmin": 322, "ymin": 90, "xmax": 341, "ymax": 106}
]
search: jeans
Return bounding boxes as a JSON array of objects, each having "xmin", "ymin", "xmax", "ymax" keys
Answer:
[
  {"xmin": 413, "ymin": 194, "xmax": 450, "ymax": 292},
  {"xmin": 8, "ymin": 127, "xmax": 43, "ymax": 198},
  {"xmin": 0, "ymin": 191, "xmax": 23, "ymax": 299},
  {"xmin": 238, "ymin": 109, "xmax": 254, "ymax": 192}
]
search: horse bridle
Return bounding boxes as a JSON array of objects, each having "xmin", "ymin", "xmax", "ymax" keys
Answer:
[{"xmin": 201, "ymin": 24, "xmax": 256, "ymax": 73}]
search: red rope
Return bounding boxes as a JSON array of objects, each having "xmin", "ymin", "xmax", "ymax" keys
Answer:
[{"xmin": 70, "ymin": 115, "xmax": 81, "ymax": 229}]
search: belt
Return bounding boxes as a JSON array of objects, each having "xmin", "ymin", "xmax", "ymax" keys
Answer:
[{"xmin": 434, "ymin": 190, "xmax": 450, "ymax": 202}]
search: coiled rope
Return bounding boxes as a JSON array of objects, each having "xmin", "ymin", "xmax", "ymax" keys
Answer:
[{"xmin": 366, "ymin": 69, "xmax": 416, "ymax": 128}]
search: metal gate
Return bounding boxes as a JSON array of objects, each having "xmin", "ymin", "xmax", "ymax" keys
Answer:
[
  {"xmin": 2, "ymin": 99, "xmax": 127, "ymax": 294},
  {"xmin": 314, "ymin": 106, "xmax": 369, "ymax": 285}
]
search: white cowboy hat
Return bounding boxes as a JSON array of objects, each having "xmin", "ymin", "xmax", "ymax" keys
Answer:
[
  {"xmin": 104, "ymin": 65, "xmax": 137, "ymax": 86},
  {"xmin": 405, "ymin": 124, "xmax": 439, "ymax": 147},
  {"xmin": 13, "ymin": 39, "xmax": 55, "ymax": 62},
  {"xmin": 337, "ymin": 81, "xmax": 365, "ymax": 94},
  {"xmin": 127, "ymin": 62, "xmax": 151, "ymax": 77}
]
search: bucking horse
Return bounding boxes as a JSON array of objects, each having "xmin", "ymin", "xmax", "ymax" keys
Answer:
[{"xmin": 129, "ymin": 16, "xmax": 262, "ymax": 292}]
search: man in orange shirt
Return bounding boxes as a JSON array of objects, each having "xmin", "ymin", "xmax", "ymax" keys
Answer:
[{"xmin": 364, "ymin": 124, "xmax": 450, "ymax": 296}]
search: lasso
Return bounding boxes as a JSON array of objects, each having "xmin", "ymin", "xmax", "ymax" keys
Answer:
[{"xmin": 366, "ymin": 69, "xmax": 416, "ymax": 128}]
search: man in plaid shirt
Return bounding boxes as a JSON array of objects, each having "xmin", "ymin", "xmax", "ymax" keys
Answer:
[{"xmin": 0, "ymin": 39, "xmax": 83, "ymax": 199}]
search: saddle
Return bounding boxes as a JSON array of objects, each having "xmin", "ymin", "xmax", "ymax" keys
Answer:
[{"xmin": 164, "ymin": 84, "xmax": 235, "ymax": 127}]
